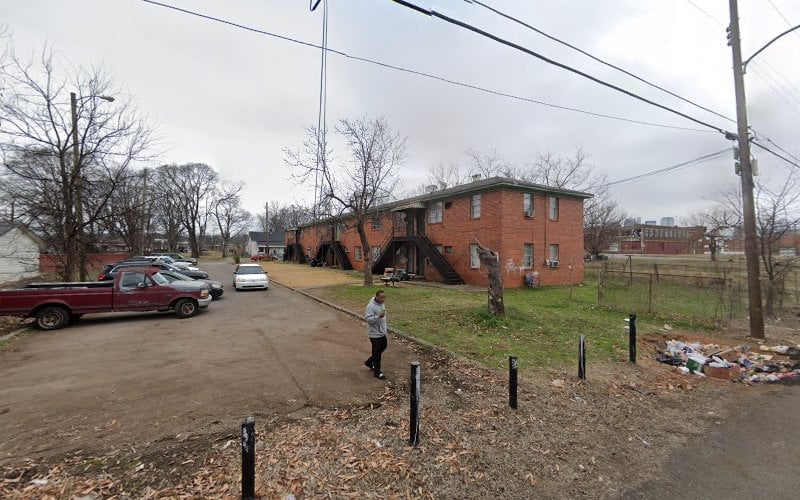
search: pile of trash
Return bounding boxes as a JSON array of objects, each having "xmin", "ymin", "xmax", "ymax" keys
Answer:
[{"xmin": 656, "ymin": 340, "xmax": 800, "ymax": 383}]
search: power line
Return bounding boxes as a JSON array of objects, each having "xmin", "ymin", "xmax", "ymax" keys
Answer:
[
  {"xmin": 752, "ymin": 140, "xmax": 800, "ymax": 169},
  {"xmin": 764, "ymin": 137, "xmax": 800, "ymax": 164},
  {"xmin": 766, "ymin": 0, "xmax": 800, "ymax": 41},
  {"xmin": 391, "ymin": 0, "xmax": 731, "ymax": 135},
  {"xmin": 471, "ymin": 0, "xmax": 737, "ymax": 124},
  {"xmin": 607, "ymin": 149, "xmax": 731, "ymax": 187},
  {"xmin": 137, "ymin": 0, "xmax": 713, "ymax": 133}
]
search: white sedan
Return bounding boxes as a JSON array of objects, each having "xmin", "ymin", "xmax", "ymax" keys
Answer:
[{"xmin": 232, "ymin": 263, "xmax": 269, "ymax": 291}]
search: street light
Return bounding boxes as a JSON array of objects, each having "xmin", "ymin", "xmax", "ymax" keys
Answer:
[{"xmin": 70, "ymin": 92, "xmax": 114, "ymax": 280}]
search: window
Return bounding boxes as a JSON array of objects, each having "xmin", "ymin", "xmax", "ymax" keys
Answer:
[
  {"xmin": 549, "ymin": 244, "xmax": 559, "ymax": 263},
  {"xmin": 444, "ymin": 246, "xmax": 453, "ymax": 254},
  {"xmin": 523, "ymin": 244, "xmax": 534, "ymax": 268},
  {"xmin": 372, "ymin": 216, "xmax": 382, "ymax": 230},
  {"xmin": 469, "ymin": 244, "xmax": 480, "ymax": 269},
  {"xmin": 435, "ymin": 244, "xmax": 444, "ymax": 254},
  {"xmin": 428, "ymin": 201, "xmax": 443, "ymax": 223},
  {"xmin": 372, "ymin": 246, "xmax": 381, "ymax": 261},
  {"xmin": 471, "ymin": 194, "xmax": 481, "ymax": 219},
  {"xmin": 120, "ymin": 272, "xmax": 147, "ymax": 288},
  {"xmin": 523, "ymin": 193, "xmax": 534, "ymax": 217},
  {"xmin": 549, "ymin": 196, "xmax": 559, "ymax": 220},
  {"xmin": 444, "ymin": 201, "xmax": 453, "ymax": 209},
  {"xmin": 355, "ymin": 246, "xmax": 363, "ymax": 261}
]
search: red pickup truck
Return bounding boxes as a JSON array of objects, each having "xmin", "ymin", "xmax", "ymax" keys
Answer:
[{"xmin": 0, "ymin": 269, "xmax": 211, "ymax": 330}]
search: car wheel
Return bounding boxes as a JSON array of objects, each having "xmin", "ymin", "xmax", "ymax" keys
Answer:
[
  {"xmin": 174, "ymin": 298, "xmax": 199, "ymax": 318},
  {"xmin": 35, "ymin": 306, "xmax": 70, "ymax": 330}
]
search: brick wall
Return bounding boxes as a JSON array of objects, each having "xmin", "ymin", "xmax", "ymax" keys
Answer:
[{"xmin": 286, "ymin": 187, "xmax": 587, "ymax": 288}]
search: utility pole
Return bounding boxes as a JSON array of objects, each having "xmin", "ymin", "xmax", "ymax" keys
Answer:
[
  {"xmin": 727, "ymin": 0, "xmax": 765, "ymax": 339},
  {"xmin": 70, "ymin": 92, "xmax": 87, "ymax": 281},
  {"xmin": 264, "ymin": 201, "xmax": 269, "ymax": 255}
]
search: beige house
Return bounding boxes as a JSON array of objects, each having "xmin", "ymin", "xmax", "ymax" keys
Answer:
[{"xmin": 0, "ymin": 223, "xmax": 41, "ymax": 284}]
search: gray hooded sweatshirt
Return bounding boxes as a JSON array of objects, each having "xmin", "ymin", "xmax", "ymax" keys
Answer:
[{"xmin": 365, "ymin": 297, "xmax": 387, "ymax": 338}]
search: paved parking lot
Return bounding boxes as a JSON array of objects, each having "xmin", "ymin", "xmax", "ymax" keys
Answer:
[{"xmin": 0, "ymin": 261, "xmax": 410, "ymax": 464}]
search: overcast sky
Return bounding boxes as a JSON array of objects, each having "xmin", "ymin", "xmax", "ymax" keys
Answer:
[{"xmin": 4, "ymin": 0, "xmax": 799, "ymax": 225}]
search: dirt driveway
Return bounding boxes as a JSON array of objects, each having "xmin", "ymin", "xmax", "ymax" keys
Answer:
[{"xmin": 0, "ymin": 261, "xmax": 407, "ymax": 465}]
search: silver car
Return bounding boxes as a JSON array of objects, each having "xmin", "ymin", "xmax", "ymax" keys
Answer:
[{"xmin": 232, "ymin": 264, "xmax": 269, "ymax": 291}]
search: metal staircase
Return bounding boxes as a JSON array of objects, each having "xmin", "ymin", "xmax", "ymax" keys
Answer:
[
  {"xmin": 315, "ymin": 241, "xmax": 353, "ymax": 270},
  {"xmin": 371, "ymin": 235, "xmax": 464, "ymax": 285}
]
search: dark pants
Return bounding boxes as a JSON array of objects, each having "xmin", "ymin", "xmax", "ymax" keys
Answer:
[{"xmin": 366, "ymin": 336, "xmax": 388, "ymax": 374}]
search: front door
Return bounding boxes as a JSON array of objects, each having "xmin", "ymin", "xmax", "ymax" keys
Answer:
[{"xmin": 416, "ymin": 208, "xmax": 426, "ymax": 236}]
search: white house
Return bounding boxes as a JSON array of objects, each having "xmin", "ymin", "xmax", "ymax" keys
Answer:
[
  {"xmin": 0, "ymin": 223, "xmax": 41, "ymax": 284},
  {"xmin": 246, "ymin": 231, "xmax": 285, "ymax": 259}
]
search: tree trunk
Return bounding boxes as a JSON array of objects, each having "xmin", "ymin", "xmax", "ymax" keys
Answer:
[
  {"xmin": 475, "ymin": 240, "xmax": 504, "ymax": 316},
  {"xmin": 357, "ymin": 222, "xmax": 373, "ymax": 286}
]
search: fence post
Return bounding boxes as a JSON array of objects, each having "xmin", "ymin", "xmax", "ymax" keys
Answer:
[
  {"xmin": 648, "ymin": 273, "xmax": 654, "ymax": 313},
  {"xmin": 509, "ymin": 356, "xmax": 518, "ymax": 409},
  {"xmin": 597, "ymin": 269, "xmax": 603, "ymax": 306},
  {"xmin": 578, "ymin": 335, "xmax": 586, "ymax": 380},
  {"xmin": 728, "ymin": 278, "xmax": 734, "ymax": 321},
  {"xmin": 629, "ymin": 314, "xmax": 637, "ymax": 363},
  {"xmin": 409, "ymin": 362, "xmax": 421, "ymax": 447},
  {"xmin": 241, "ymin": 416, "xmax": 256, "ymax": 500}
]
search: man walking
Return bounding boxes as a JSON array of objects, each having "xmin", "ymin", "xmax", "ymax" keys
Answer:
[{"xmin": 364, "ymin": 290, "xmax": 388, "ymax": 380}]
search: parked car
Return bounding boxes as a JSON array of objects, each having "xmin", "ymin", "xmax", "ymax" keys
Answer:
[
  {"xmin": 141, "ymin": 255, "xmax": 199, "ymax": 271},
  {"xmin": 232, "ymin": 263, "xmax": 269, "ymax": 291},
  {"xmin": 154, "ymin": 252, "xmax": 198, "ymax": 266},
  {"xmin": 99, "ymin": 261, "xmax": 209, "ymax": 281},
  {"xmin": 159, "ymin": 270, "xmax": 224, "ymax": 300},
  {"xmin": 250, "ymin": 252, "xmax": 266, "ymax": 261},
  {"xmin": 0, "ymin": 270, "xmax": 210, "ymax": 330}
]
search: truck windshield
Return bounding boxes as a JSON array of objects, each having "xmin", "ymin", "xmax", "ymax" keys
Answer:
[{"xmin": 151, "ymin": 273, "xmax": 169, "ymax": 285}]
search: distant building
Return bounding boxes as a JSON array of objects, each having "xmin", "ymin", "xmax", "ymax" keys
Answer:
[
  {"xmin": 0, "ymin": 222, "xmax": 41, "ymax": 284},
  {"xmin": 660, "ymin": 217, "xmax": 676, "ymax": 227},
  {"xmin": 623, "ymin": 217, "xmax": 641, "ymax": 228},
  {"xmin": 610, "ymin": 223, "xmax": 706, "ymax": 255},
  {"xmin": 644, "ymin": 220, "xmax": 657, "ymax": 225},
  {"xmin": 246, "ymin": 231, "xmax": 285, "ymax": 259}
]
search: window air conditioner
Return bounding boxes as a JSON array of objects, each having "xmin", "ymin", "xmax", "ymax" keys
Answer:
[{"xmin": 550, "ymin": 261, "xmax": 560, "ymax": 269}]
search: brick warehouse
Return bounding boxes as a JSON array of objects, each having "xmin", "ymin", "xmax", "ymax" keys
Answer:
[{"xmin": 284, "ymin": 177, "xmax": 592, "ymax": 288}]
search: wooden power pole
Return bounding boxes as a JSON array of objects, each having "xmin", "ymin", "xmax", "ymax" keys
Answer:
[{"xmin": 727, "ymin": 0, "xmax": 765, "ymax": 339}]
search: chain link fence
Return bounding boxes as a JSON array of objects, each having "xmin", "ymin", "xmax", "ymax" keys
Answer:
[{"xmin": 597, "ymin": 270, "xmax": 746, "ymax": 324}]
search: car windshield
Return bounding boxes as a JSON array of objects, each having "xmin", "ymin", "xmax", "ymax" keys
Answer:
[
  {"xmin": 151, "ymin": 272, "xmax": 169, "ymax": 285},
  {"xmin": 237, "ymin": 266, "xmax": 265, "ymax": 275},
  {"xmin": 164, "ymin": 272, "xmax": 191, "ymax": 281}
]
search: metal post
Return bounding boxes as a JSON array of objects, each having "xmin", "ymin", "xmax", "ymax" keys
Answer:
[
  {"xmin": 241, "ymin": 416, "xmax": 256, "ymax": 500},
  {"xmin": 629, "ymin": 314, "xmax": 637, "ymax": 364},
  {"xmin": 648, "ymin": 273, "xmax": 654, "ymax": 313},
  {"xmin": 728, "ymin": 0, "xmax": 765, "ymax": 339},
  {"xmin": 409, "ymin": 362, "xmax": 420, "ymax": 447},
  {"xmin": 578, "ymin": 336, "xmax": 586, "ymax": 380},
  {"xmin": 509, "ymin": 356, "xmax": 518, "ymax": 409}
]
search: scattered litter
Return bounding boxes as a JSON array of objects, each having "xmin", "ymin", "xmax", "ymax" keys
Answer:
[
  {"xmin": 31, "ymin": 479, "xmax": 48, "ymax": 486},
  {"xmin": 656, "ymin": 340, "xmax": 800, "ymax": 383}
]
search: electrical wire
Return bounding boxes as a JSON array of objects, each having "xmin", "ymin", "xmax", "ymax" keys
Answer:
[
  {"xmin": 607, "ymin": 149, "xmax": 731, "ymax": 187},
  {"xmin": 137, "ymin": 0, "xmax": 713, "ymax": 133},
  {"xmin": 470, "ymin": 0, "xmax": 737, "ymax": 124},
  {"xmin": 764, "ymin": 137, "xmax": 800, "ymax": 164},
  {"xmin": 391, "ymin": 0, "xmax": 731, "ymax": 135},
  {"xmin": 766, "ymin": 0, "xmax": 800, "ymax": 41},
  {"xmin": 752, "ymin": 140, "xmax": 800, "ymax": 169}
]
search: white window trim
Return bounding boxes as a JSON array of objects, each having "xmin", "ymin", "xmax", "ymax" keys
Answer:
[
  {"xmin": 469, "ymin": 244, "xmax": 480, "ymax": 269},
  {"xmin": 523, "ymin": 244, "xmax": 534, "ymax": 269}
]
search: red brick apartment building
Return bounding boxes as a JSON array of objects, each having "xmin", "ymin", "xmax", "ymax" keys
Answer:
[
  {"xmin": 612, "ymin": 224, "xmax": 706, "ymax": 255},
  {"xmin": 285, "ymin": 177, "xmax": 591, "ymax": 288}
]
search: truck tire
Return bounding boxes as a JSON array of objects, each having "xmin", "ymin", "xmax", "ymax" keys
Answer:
[
  {"xmin": 174, "ymin": 298, "xmax": 199, "ymax": 319},
  {"xmin": 35, "ymin": 306, "xmax": 70, "ymax": 330}
]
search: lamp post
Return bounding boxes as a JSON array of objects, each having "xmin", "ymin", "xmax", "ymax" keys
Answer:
[{"xmin": 70, "ymin": 92, "xmax": 114, "ymax": 281}]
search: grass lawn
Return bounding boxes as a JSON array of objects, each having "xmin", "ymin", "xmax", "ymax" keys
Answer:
[{"xmin": 310, "ymin": 281, "xmax": 710, "ymax": 371}]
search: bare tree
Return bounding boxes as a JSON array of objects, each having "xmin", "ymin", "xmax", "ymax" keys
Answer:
[
  {"xmin": 584, "ymin": 183, "xmax": 624, "ymax": 258},
  {"xmin": 521, "ymin": 148, "xmax": 593, "ymax": 189},
  {"xmin": 213, "ymin": 181, "xmax": 251, "ymax": 257},
  {"xmin": 287, "ymin": 116, "xmax": 407, "ymax": 285},
  {"xmin": 474, "ymin": 239, "xmax": 504, "ymax": 316},
  {"xmin": 151, "ymin": 167, "xmax": 184, "ymax": 252},
  {"xmin": 158, "ymin": 163, "xmax": 218, "ymax": 258},
  {"xmin": 686, "ymin": 206, "xmax": 740, "ymax": 261},
  {"xmin": 464, "ymin": 147, "xmax": 517, "ymax": 179},
  {"xmin": 0, "ymin": 44, "xmax": 154, "ymax": 279},
  {"xmin": 266, "ymin": 202, "xmax": 313, "ymax": 234},
  {"xmin": 97, "ymin": 167, "xmax": 154, "ymax": 255}
]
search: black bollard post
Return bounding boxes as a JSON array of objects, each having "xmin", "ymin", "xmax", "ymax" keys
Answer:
[
  {"xmin": 578, "ymin": 335, "xmax": 586, "ymax": 380},
  {"xmin": 409, "ymin": 362, "xmax": 421, "ymax": 447},
  {"xmin": 509, "ymin": 356, "xmax": 518, "ymax": 409},
  {"xmin": 629, "ymin": 313, "xmax": 637, "ymax": 364},
  {"xmin": 241, "ymin": 416, "xmax": 256, "ymax": 500}
]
